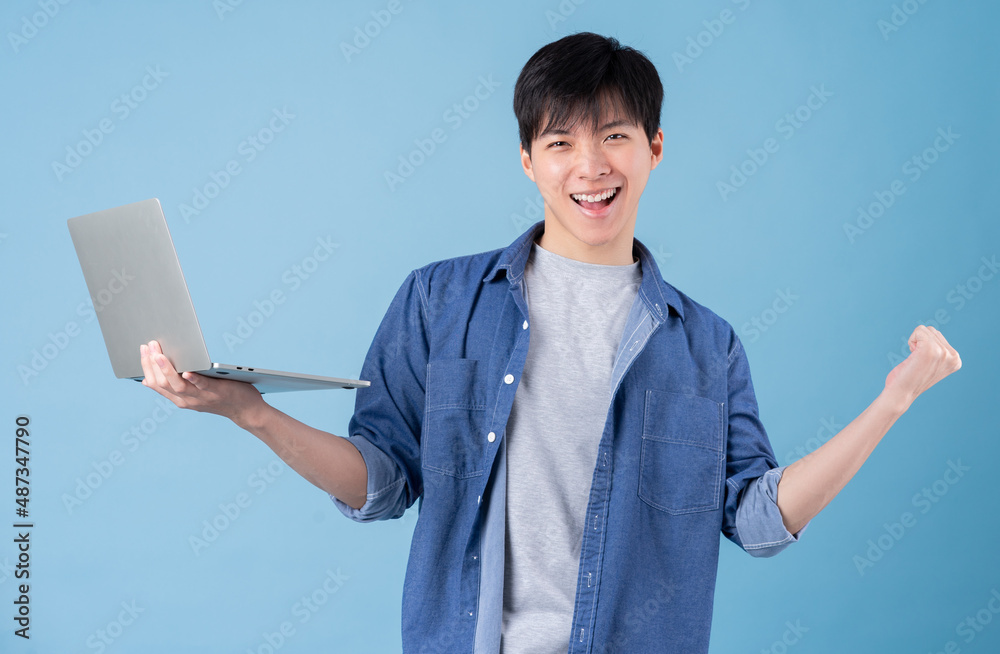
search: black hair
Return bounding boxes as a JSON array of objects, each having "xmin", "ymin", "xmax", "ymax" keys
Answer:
[{"xmin": 513, "ymin": 32, "xmax": 663, "ymax": 156}]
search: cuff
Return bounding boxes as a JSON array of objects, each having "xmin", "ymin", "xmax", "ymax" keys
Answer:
[
  {"xmin": 331, "ymin": 434, "xmax": 408, "ymax": 523},
  {"xmin": 735, "ymin": 465, "xmax": 808, "ymax": 558}
]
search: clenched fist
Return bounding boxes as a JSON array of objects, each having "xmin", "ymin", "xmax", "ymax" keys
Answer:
[{"xmin": 884, "ymin": 325, "xmax": 962, "ymax": 411}]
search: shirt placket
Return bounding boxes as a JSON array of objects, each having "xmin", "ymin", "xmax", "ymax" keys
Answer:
[
  {"xmin": 471, "ymin": 278, "xmax": 532, "ymax": 648},
  {"xmin": 568, "ymin": 440, "xmax": 614, "ymax": 653},
  {"xmin": 568, "ymin": 298, "xmax": 661, "ymax": 653}
]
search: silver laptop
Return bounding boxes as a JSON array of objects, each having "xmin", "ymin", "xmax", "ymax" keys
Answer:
[{"xmin": 67, "ymin": 198, "xmax": 369, "ymax": 394}]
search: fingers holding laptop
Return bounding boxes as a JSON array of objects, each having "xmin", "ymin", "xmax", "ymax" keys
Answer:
[{"xmin": 139, "ymin": 340, "xmax": 263, "ymax": 420}]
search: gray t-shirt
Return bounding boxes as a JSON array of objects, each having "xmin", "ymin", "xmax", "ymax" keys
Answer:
[{"xmin": 501, "ymin": 243, "xmax": 642, "ymax": 653}]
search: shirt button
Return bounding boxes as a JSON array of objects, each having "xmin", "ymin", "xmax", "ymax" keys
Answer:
[
  {"xmin": 522, "ymin": 320, "xmax": 528, "ymax": 330},
  {"xmin": 487, "ymin": 431, "xmax": 496, "ymax": 443},
  {"xmin": 504, "ymin": 374, "xmax": 514, "ymax": 384}
]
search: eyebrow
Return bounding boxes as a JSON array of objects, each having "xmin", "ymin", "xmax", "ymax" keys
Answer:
[
  {"xmin": 538, "ymin": 119, "xmax": 636, "ymax": 139},
  {"xmin": 598, "ymin": 119, "xmax": 634, "ymax": 131}
]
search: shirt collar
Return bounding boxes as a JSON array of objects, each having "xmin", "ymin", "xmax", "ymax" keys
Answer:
[
  {"xmin": 483, "ymin": 221, "xmax": 543, "ymax": 285},
  {"xmin": 484, "ymin": 221, "xmax": 685, "ymax": 322}
]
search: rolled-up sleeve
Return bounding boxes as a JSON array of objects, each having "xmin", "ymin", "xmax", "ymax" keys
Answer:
[
  {"xmin": 734, "ymin": 465, "xmax": 807, "ymax": 557},
  {"xmin": 332, "ymin": 434, "xmax": 410, "ymax": 522},
  {"xmin": 332, "ymin": 271, "xmax": 429, "ymax": 522}
]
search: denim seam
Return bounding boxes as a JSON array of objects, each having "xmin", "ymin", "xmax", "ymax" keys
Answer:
[
  {"xmin": 743, "ymin": 534, "xmax": 795, "ymax": 549},
  {"xmin": 412, "ymin": 268, "xmax": 430, "ymax": 330},
  {"xmin": 367, "ymin": 475, "xmax": 407, "ymax": 502},
  {"xmin": 426, "ymin": 403, "xmax": 487, "ymax": 411},
  {"xmin": 727, "ymin": 333, "xmax": 742, "ymax": 366},
  {"xmin": 422, "ymin": 465, "xmax": 484, "ymax": 480},
  {"xmin": 641, "ymin": 435, "xmax": 723, "ymax": 451}
]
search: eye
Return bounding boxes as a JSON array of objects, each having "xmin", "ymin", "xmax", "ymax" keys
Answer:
[
  {"xmin": 605, "ymin": 133, "xmax": 627, "ymax": 142},
  {"xmin": 547, "ymin": 140, "xmax": 569, "ymax": 148}
]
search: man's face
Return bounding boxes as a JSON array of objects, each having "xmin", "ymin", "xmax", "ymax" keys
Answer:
[{"xmin": 520, "ymin": 113, "xmax": 663, "ymax": 265}]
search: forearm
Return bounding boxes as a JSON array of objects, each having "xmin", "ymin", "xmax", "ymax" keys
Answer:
[
  {"xmin": 776, "ymin": 390, "xmax": 908, "ymax": 534},
  {"xmin": 234, "ymin": 400, "xmax": 368, "ymax": 510}
]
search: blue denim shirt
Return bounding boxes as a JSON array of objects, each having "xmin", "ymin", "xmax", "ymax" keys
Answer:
[{"xmin": 335, "ymin": 222, "xmax": 804, "ymax": 653}]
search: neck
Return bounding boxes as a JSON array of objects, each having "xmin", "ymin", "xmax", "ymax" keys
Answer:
[{"xmin": 536, "ymin": 220, "xmax": 636, "ymax": 266}]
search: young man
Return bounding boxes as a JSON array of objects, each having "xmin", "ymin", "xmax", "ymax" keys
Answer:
[{"xmin": 139, "ymin": 33, "xmax": 961, "ymax": 654}]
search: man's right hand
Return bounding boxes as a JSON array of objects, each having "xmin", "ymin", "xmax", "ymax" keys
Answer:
[{"xmin": 139, "ymin": 340, "xmax": 266, "ymax": 428}]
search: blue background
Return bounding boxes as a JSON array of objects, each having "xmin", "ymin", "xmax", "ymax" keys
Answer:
[{"xmin": 2, "ymin": 1, "xmax": 998, "ymax": 652}]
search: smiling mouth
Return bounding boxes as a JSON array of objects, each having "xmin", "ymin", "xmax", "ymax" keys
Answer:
[{"xmin": 571, "ymin": 187, "xmax": 619, "ymax": 211}]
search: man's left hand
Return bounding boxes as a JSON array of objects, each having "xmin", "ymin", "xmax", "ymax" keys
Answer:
[{"xmin": 883, "ymin": 325, "xmax": 962, "ymax": 411}]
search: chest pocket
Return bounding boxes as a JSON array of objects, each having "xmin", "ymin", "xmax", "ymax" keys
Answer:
[
  {"xmin": 422, "ymin": 358, "xmax": 488, "ymax": 478},
  {"xmin": 639, "ymin": 389, "xmax": 724, "ymax": 515}
]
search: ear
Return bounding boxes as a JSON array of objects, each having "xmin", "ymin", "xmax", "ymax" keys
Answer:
[
  {"xmin": 649, "ymin": 128, "xmax": 664, "ymax": 171},
  {"xmin": 520, "ymin": 144, "xmax": 536, "ymax": 182}
]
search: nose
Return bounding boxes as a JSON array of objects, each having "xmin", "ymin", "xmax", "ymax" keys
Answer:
[{"xmin": 574, "ymin": 142, "xmax": 611, "ymax": 179}]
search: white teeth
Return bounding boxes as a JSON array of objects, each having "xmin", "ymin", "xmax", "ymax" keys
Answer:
[{"xmin": 572, "ymin": 188, "xmax": 617, "ymax": 203}]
